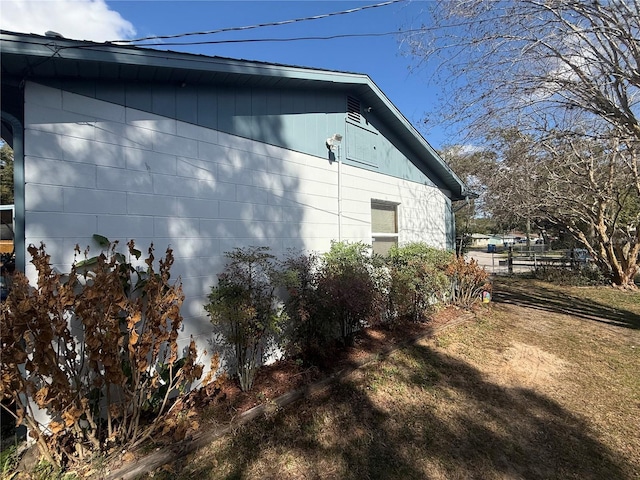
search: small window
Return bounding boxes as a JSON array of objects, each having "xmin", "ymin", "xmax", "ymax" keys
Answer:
[{"xmin": 371, "ymin": 200, "xmax": 398, "ymax": 256}]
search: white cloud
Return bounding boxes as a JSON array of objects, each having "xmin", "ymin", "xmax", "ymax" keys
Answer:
[{"xmin": 0, "ymin": 0, "xmax": 136, "ymax": 41}]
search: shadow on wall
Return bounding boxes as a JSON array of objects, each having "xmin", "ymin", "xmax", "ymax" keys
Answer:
[
  {"xmin": 18, "ymin": 76, "xmax": 461, "ymax": 382},
  {"xmin": 398, "ymin": 181, "xmax": 452, "ymax": 250},
  {"xmin": 20, "ymin": 80, "xmax": 344, "ymax": 378}
]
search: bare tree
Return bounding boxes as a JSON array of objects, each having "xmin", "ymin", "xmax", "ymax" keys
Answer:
[
  {"xmin": 484, "ymin": 129, "xmax": 546, "ymax": 248},
  {"xmin": 539, "ymin": 135, "xmax": 640, "ymax": 286},
  {"xmin": 439, "ymin": 145, "xmax": 494, "ymax": 242},
  {"xmin": 407, "ymin": 0, "xmax": 640, "ymax": 286}
]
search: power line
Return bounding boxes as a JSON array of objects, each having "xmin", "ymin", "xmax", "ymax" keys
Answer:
[
  {"xmin": 113, "ymin": 0, "xmax": 406, "ymax": 44},
  {"xmin": 129, "ymin": 29, "xmax": 423, "ymax": 47}
]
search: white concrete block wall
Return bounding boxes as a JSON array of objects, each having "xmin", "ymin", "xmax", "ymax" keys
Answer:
[
  {"xmin": 340, "ymin": 165, "xmax": 453, "ymax": 249},
  {"xmin": 23, "ymin": 81, "xmax": 453, "ymax": 371}
]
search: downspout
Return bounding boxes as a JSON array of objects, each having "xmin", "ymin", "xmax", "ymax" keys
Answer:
[
  {"xmin": 453, "ymin": 195, "xmax": 472, "ymax": 213},
  {"xmin": 338, "ymin": 145, "xmax": 342, "ymax": 241},
  {"xmin": 453, "ymin": 190, "xmax": 479, "ymax": 255},
  {"xmin": 327, "ymin": 134, "xmax": 343, "ymax": 241}
]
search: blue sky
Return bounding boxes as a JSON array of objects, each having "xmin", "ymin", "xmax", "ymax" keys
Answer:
[{"xmin": 1, "ymin": 0, "xmax": 450, "ymax": 147}]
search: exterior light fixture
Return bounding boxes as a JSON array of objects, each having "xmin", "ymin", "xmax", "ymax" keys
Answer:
[{"xmin": 326, "ymin": 133, "xmax": 343, "ymax": 150}]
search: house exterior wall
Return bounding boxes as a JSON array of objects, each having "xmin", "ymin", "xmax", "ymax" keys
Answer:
[
  {"xmin": 42, "ymin": 79, "xmax": 441, "ymax": 187},
  {"xmin": 22, "ymin": 81, "xmax": 453, "ymax": 359}
]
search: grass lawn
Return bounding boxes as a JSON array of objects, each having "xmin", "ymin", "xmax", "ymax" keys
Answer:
[{"xmin": 143, "ymin": 277, "xmax": 640, "ymax": 480}]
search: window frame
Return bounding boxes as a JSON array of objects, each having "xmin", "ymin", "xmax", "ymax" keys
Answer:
[{"xmin": 371, "ymin": 199, "xmax": 399, "ymax": 255}]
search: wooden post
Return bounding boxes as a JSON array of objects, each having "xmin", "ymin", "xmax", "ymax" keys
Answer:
[{"xmin": 508, "ymin": 245, "xmax": 513, "ymax": 274}]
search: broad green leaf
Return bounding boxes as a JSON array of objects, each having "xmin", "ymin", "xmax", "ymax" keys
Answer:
[
  {"xmin": 93, "ymin": 234, "xmax": 111, "ymax": 247},
  {"xmin": 76, "ymin": 256, "xmax": 99, "ymax": 268}
]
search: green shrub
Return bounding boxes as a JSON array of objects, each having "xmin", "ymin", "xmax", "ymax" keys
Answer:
[
  {"xmin": 1, "ymin": 444, "xmax": 18, "ymax": 477},
  {"xmin": 533, "ymin": 265, "xmax": 607, "ymax": 286},
  {"xmin": 315, "ymin": 241, "xmax": 383, "ymax": 345},
  {"xmin": 387, "ymin": 243, "xmax": 454, "ymax": 321},
  {"xmin": 366, "ymin": 253, "xmax": 393, "ymax": 325},
  {"xmin": 205, "ymin": 246, "xmax": 284, "ymax": 391},
  {"xmin": 279, "ymin": 250, "xmax": 327, "ymax": 361},
  {"xmin": 0, "ymin": 237, "xmax": 203, "ymax": 468}
]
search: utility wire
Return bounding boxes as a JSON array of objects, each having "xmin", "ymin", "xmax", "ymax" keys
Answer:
[
  {"xmin": 113, "ymin": 0, "xmax": 406, "ymax": 44},
  {"xmin": 130, "ymin": 29, "xmax": 422, "ymax": 47}
]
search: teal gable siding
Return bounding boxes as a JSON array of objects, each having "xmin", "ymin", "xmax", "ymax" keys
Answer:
[
  {"xmin": 127, "ymin": 84, "xmax": 153, "ymax": 112},
  {"xmin": 345, "ymin": 121, "xmax": 378, "ymax": 167},
  {"xmin": 343, "ymin": 111, "xmax": 436, "ymax": 187},
  {"xmin": 43, "ymin": 79, "xmax": 435, "ymax": 186},
  {"xmin": 176, "ymin": 86, "xmax": 198, "ymax": 125}
]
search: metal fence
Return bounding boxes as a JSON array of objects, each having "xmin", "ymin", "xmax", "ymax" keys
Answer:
[{"xmin": 475, "ymin": 248, "xmax": 590, "ymax": 275}]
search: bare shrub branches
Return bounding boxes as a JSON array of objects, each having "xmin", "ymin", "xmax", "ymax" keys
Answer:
[{"xmin": 0, "ymin": 239, "xmax": 203, "ymax": 467}]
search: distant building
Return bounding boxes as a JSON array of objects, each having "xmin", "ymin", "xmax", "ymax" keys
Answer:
[{"xmin": 469, "ymin": 233, "xmax": 490, "ymax": 248}]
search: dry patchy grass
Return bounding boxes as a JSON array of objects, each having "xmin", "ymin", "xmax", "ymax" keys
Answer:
[{"xmin": 148, "ymin": 277, "xmax": 640, "ymax": 480}]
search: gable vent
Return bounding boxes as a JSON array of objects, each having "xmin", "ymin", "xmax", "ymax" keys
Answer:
[{"xmin": 347, "ymin": 96, "xmax": 361, "ymax": 123}]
